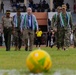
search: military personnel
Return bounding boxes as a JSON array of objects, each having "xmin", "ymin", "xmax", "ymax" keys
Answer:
[
  {"xmin": 2, "ymin": 10, "xmax": 14, "ymax": 51},
  {"xmin": 51, "ymin": 6, "xmax": 63, "ymax": 50},
  {"xmin": 13, "ymin": 9, "xmax": 23, "ymax": 51},
  {"xmin": 51, "ymin": 6, "xmax": 62, "ymax": 29},
  {"xmin": 59, "ymin": 5, "xmax": 73, "ymax": 50},
  {"xmin": 21, "ymin": 7, "xmax": 38, "ymax": 51}
]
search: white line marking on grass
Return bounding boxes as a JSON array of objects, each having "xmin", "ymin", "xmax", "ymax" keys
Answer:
[
  {"xmin": 53, "ymin": 71, "xmax": 61, "ymax": 75},
  {"xmin": 53, "ymin": 69, "xmax": 76, "ymax": 75},
  {"xmin": 0, "ymin": 70, "xmax": 9, "ymax": 75},
  {"xmin": 0, "ymin": 69, "xmax": 20, "ymax": 75},
  {"xmin": 29, "ymin": 73, "xmax": 43, "ymax": 75},
  {"xmin": 8, "ymin": 69, "xmax": 20, "ymax": 75},
  {"xmin": 0, "ymin": 69, "xmax": 76, "ymax": 75}
]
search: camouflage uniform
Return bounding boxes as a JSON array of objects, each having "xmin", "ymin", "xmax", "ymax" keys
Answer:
[
  {"xmin": 51, "ymin": 13, "xmax": 58, "ymax": 45},
  {"xmin": 60, "ymin": 12, "xmax": 73, "ymax": 48},
  {"xmin": 13, "ymin": 14, "xmax": 23, "ymax": 50},
  {"xmin": 52, "ymin": 13, "xmax": 64, "ymax": 49},
  {"xmin": 51, "ymin": 14, "xmax": 57, "ymax": 29},
  {"xmin": 56, "ymin": 15, "xmax": 64, "ymax": 49}
]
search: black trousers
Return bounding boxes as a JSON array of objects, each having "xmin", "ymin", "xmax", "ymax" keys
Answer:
[
  {"xmin": 46, "ymin": 37, "xmax": 55, "ymax": 47},
  {"xmin": 46, "ymin": 39, "xmax": 51, "ymax": 47},
  {"xmin": 3, "ymin": 27, "xmax": 12, "ymax": 51},
  {"xmin": 36, "ymin": 37, "xmax": 41, "ymax": 47}
]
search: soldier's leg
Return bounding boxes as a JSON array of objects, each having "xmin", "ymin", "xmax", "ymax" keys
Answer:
[
  {"xmin": 64, "ymin": 30, "xmax": 70, "ymax": 49},
  {"xmin": 56, "ymin": 31, "xmax": 60, "ymax": 49},
  {"xmin": 23, "ymin": 29, "xmax": 29, "ymax": 51},
  {"xmin": 4, "ymin": 28, "xmax": 8, "ymax": 51},
  {"xmin": 7, "ymin": 28, "xmax": 12, "ymax": 51},
  {"xmin": 14, "ymin": 37, "xmax": 18, "ymax": 51},
  {"xmin": 29, "ymin": 30, "xmax": 34, "ymax": 51},
  {"xmin": 14, "ymin": 29, "xmax": 19, "ymax": 51},
  {"xmin": 18, "ymin": 31, "xmax": 22, "ymax": 50},
  {"xmin": 74, "ymin": 36, "xmax": 76, "ymax": 48},
  {"xmin": 60, "ymin": 28, "xmax": 65, "ymax": 49},
  {"xmin": 57, "ymin": 39, "xmax": 60, "ymax": 49},
  {"xmin": 18, "ymin": 38, "xmax": 22, "ymax": 50}
]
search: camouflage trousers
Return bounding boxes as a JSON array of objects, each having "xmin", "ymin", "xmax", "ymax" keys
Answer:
[
  {"xmin": 56, "ymin": 27, "xmax": 64, "ymax": 48},
  {"xmin": 64, "ymin": 28, "xmax": 71, "ymax": 48},
  {"xmin": 13, "ymin": 28, "xmax": 22, "ymax": 49}
]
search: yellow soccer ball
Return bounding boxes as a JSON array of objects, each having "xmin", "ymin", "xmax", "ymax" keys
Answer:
[{"xmin": 26, "ymin": 49, "xmax": 52, "ymax": 73}]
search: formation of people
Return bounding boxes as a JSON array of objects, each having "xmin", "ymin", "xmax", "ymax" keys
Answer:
[
  {"xmin": 51, "ymin": 4, "xmax": 75, "ymax": 50},
  {"xmin": 1, "ymin": 4, "xmax": 76, "ymax": 51},
  {"xmin": 2, "ymin": 7, "xmax": 38, "ymax": 51}
]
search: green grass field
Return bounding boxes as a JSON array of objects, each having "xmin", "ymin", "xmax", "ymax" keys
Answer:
[{"xmin": 0, "ymin": 46, "xmax": 76, "ymax": 75}]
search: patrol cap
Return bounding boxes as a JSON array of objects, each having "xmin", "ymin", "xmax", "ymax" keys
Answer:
[{"xmin": 6, "ymin": 10, "xmax": 10, "ymax": 14}]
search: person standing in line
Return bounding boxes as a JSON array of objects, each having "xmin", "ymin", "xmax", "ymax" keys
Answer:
[
  {"xmin": 13, "ymin": 9, "xmax": 23, "ymax": 51},
  {"xmin": 2, "ymin": 10, "xmax": 14, "ymax": 51},
  {"xmin": 36, "ymin": 28, "xmax": 43, "ymax": 48},
  {"xmin": 59, "ymin": 5, "xmax": 73, "ymax": 50},
  {"xmin": 21, "ymin": 7, "xmax": 38, "ymax": 51},
  {"xmin": 51, "ymin": 6, "xmax": 63, "ymax": 50}
]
